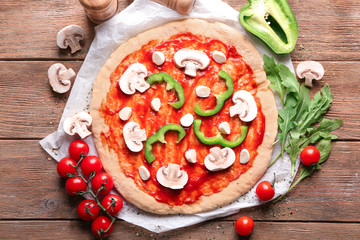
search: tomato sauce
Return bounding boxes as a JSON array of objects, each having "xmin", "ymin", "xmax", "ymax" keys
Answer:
[{"xmin": 99, "ymin": 33, "xmax": 265, "ymax": 206}]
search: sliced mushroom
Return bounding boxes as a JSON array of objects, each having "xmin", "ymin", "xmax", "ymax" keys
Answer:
[
  {"xmin": 173, "ymin": 49, "xmax": 210, "ymax": 77},
  {"xmin": 56, "ymin": 25, "xmax": 84, "ymax": 54},
  {"xmin": 240, "ymin": 149, "xmax": 250, "ymax": 164},
  {"xmin": 156, "ymin": 163, "xmax": 188, "ymax": 189},
  {"xmin": 63, "ymin": 112, "xmax": 92, "ymax": 139},
  {"xmin": 119, "ymin": 107, "xmax": 132, "ymax": 121},
  {"xmin": 185, "ymin": 149, "xmax": 197, "ymax": 163},
  {"xmin": 151, "ymin": 98, "xmax": 161, "ymax": 112},
  {"xmin": 119, "ymin": 63, "xmax": 150, "ymax": 95},
  {"xmin": 196, "ymin": 86, "xmax": 211, "ymax": 98},
  {"xmin": 212, "ymin": 50, "xmax": 227, "ymax": 64},
  {"xmin": 180, "ymin": 113, "xmax": 194, "ymax": 127},
  {"xmin": 48, "ymin": 63, "xmax": 76, "ymax": 93},
  {"xmin": 218, "ymin": 122, "xmax": 231, "ymax": 135},
  {"xmin": 296, "ymin": 61, "xmax": 325, "ymax": 87},
  {"xmin": 152, "ymin": 51, "xmax": 165, "ymax": 66},
  {"xmin": 139, "ymin": 166, "xmax": 150, "ymax": 181},
  {"xmin": 123, "ymin": 122, "xmax": 147, "ymax": 152},
  {"xmin": 229, "ymin": 90, "xmax": 257, "ymax": 122},
  {"xmin": 204, "ymin": 147, "xmax": 236, "ymax": 171}
]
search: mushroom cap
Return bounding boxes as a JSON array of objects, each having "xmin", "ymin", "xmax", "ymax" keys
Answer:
[
  {"xmin": 122, "ymin": 122, "xmax": 146, "ymax": 152},
  {"xmin": 56, "ymin": 25, "xmax": 84, "ymax": 52},
  {"xmin": 296, "ymin": 61, "xmax": 325, "ymax": 80},
  {"xmin": 180, "ymin": 113, "xmax": 194, "ymax": 127},
  {"xmin": 48, "ymin": 63, "xmax": 74, "ymax": 93},
  {"xmin": 139, "ymin": 166, "xmax": 150, "ymax": 181},
  {"xmin": 204, "ymin": 147, "xmax": 235, "ymax": 171},
  {"xmin": 240, "ymin": 149, "xmax": 250, "ymax": 164},
  {"xmin": 212, "ymin": 50, "xmax": 227, "ymax": 64},
  {"xmin": 156, "ymin": 163, "xmax": 188, "ymax": 189},
  {"xmin": 185, "ymin": 149, "xmax": 197, "ymax": 163},
  {"xmin": 63, "ymin": 112, "xmax": 92, "ymax": 136},
  {"xmin": 119, "ymin": 63, "xmax": 149, "ymax": 95},
  {"xmin": 231, "ymin": 90, "xmax": 258, "ymax": 122},
  {"xmin": 196, "ymin": 86, "xmax": 211, "ymax": 98},
  {"xmin": 119, "ymin": 107, "xmax": 132, "ymax": 121}
]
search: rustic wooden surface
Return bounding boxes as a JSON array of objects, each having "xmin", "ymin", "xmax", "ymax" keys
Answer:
[{"xmin": 0, "ymin": 0, "xmax": 359, "ymax": 239}]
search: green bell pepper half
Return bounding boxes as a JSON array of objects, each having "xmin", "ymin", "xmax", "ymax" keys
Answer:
[
  {"xmin": 193, "ymin": 70, "xmax": 234, "ymax": 117},
  {"xmin": 145, "ymin": 124, "xmax": 186, "ymax": 163},
  {"xmin": 146, "ymin": 72, "xmax": 185, "ymax": 109},
  {"xmin": 239, "ymin": 0, "xmax": 298, "ymax": 54},
  {"xmin": 193, "ymin": 119, "xmax": 248, "ymax": 148}
]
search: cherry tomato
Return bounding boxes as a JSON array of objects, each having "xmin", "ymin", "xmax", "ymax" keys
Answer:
[
  {"xmin": 65, "ymin": 176, "xmax": 87, "ymax": 196},
  {"xmin": 69, "ymin": 140, "xmax": 89, "ymax": 161},
  {"xmin": 256, "ymin": 181, "xmax": 275, "ymax": 201},
  {"xmin": 57, "ymin": 157, "xmax": 77, "ymax": 178},
  {"xmin": 91, "ymin": 216, "xmax": 114, "ymax": 239},
  {"xmin": 92, "ymin": 173, "xmax": 114, "ymax": 195},
  {"xmin": 80, "ymin": 155, "xmax": 103, "ymax": 177},
  {"xmin": 300, "ymin": 146, "xmax": 321, "ymax": 166},
  {"xmin": 77, "ymin": 199, "xmax": 99, "ymax": 221},
  {"xmin": 101, "ymin": 194, "xmax": 123, "ymax": 216},
  {"xmin": 235, "ymin": 216, "xmax": 254, "ymax": 236}
]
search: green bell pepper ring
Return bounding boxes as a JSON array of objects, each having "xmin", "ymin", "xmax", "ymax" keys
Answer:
[
  {"xmin": 146, "ymin": 72, "xmax": 185, "ymax": 109},
  {"xmin": 193, "ymin": 119, "xmax": 248, "ymax": 148},
  {"xmin": 145, "ymin": 124, "xmax": 186, "ymax": 163},
  {"xmin": 193, "ymin": 70, "xmax": 234, "ymax": 117},
  {"xmin": 239, "ymin": 0, "xmax": 298, "ymax": 54}
]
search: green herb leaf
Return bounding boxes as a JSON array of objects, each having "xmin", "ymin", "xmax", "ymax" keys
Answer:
[
  {"xmin": 263, "ymin": 55, "xmax": 286, "ymax": 105},
  {"xmin": 297, "ymin": 84, "xmax": 333, "ymax": 131},
  {"xmin": 294, "ymin": 83, "xmax": 310, "ymax": 122},
  {"xmin": 278, "ymin": 64, "xmax": 300, "ymax": 97},
  {"xmin": 278, "ymin": 92, "xmax": 297, "ymax": 158},
  {"xmin": 317, "ymin": 138, "xmax": 332, "ymax": 165}
]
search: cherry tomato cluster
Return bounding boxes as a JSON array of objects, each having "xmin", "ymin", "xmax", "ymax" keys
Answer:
[{"xmin": 57, "ymin": 140, "xmax": 123, "ymax": 239}]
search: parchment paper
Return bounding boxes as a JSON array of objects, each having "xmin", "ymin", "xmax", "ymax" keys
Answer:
[{"xmin": 40, "ymin": 0, "xmax": 299, "ymax": 233}]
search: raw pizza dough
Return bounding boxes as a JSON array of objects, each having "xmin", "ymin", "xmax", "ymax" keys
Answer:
[{"xmin": 90, "ymin": 19, "xmax": 278, "ymax": 214}]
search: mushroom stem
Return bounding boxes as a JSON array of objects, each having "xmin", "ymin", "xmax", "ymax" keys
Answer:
[
  {"xmin": 58, "ymin": 68, "xmax": 75, "ymax": 85},
  {"xmin": 74, "ymin": 120, "xmax": 92, "ymax": 139},
  {"xmin": 68, "ymin": 37, "xmax": 82, "ymax": 54},
  {"xmin": 184, "ymin": 62, "xmax": 197, "ymax": 77},
  {"xmin": 304, "ymin": 72, "xmax": 315, "ymax": 87}
]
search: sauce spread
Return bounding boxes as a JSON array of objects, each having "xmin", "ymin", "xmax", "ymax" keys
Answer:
[{"xmin": 99, "ymin": 33, "xmax": 265, "ymax": 206}]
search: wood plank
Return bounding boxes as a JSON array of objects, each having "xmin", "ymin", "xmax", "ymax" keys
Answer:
[
  {"xmin": 0, "ymin": 61, "xmax": 358, "ymax": 139},
  {"xmin": 1, "ymin": 220, "xmax": 359, "ymax": 239},
  {"xmin": 0, "ymin": 140, "xmax": 359, "ymax": 222},
  {"xmin": 0, "ymin": 0, "xmax": 359, "ymax": 61}
]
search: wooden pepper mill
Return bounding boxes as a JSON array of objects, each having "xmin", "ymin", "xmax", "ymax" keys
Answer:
[
  {"xmin": 151, "ymin": 0, "xmax": 196, "ymax": 14},
  {"xmin": 78, "ymin": 0, "xmax": 119, "ymax": 24}
]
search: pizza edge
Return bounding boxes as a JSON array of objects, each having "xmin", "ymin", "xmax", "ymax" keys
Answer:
[{"xmin": 90, "ymin": 19, "xmax": 278, "ymax": 214}]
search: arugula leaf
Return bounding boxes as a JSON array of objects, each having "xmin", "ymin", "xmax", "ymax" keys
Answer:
[
  {"xmin": 263, "ymin": 55, "xmax": 286, "ymax": 105},
  {"xmin": 294, "ymin": 84, "xmax": 310, "ymax": 123},
  {"xmin": 316, "ymin": 138, "xmax": 332, "ymax": 168},
  {"xmin": 278, "ymin": 92, "xmax": 297, "ymax": 158},
  {"xmin": 302, "ymin": 118, "xmax": 343, "ymax": 146},
  {"xmin": 297, "ymin": 84, "xmax": 333, "ymax": 131},
  {"xmin": 278, "ymin": 64, "xmax": 300, "ymax": 97}
]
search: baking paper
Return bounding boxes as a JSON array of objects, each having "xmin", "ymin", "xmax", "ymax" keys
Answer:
[{"xmin": 40, "ymin": 0, "xmax": 299, "ymax": 233}]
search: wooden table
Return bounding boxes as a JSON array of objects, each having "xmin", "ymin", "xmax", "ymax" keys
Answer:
[{"xmin": 0, "ymin": 0, "xmax": 359, "ymax": 239}]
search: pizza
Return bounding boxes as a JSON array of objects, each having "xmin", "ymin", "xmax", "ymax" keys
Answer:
[{"xmin": 90, "ymin": 19, "xmax": 278, "ymax": 214}]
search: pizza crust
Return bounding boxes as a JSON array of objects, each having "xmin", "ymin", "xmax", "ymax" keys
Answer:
[{"xmin": 90, "ymin": 19, "xmax": 278, "ymax": 214}]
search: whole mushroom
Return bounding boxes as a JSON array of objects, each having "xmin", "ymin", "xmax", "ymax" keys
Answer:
[
  {"xmin": 229, "ymin": 90, "xmax": 257, "ymax": 122},
  {"xmin": 122, "ymin": 122, "xmax": 147, "ymax": 152},
  {"xmin": 63, "ymin": 112, "xmax": 92, "ymax": 139},
  {"xmin": 173, "ymin": 49, "xmax": 210, "ymax": 77},
  {"xmin": 156, "ymin": 163, "xmax": 188, "ymax": 189},
  {"xmin": 56, "ymin": 25, "xmax": 84, "ymax": 54},
  {"xmin": 119, "ymin": 63, "xmax": 150, "ymax": 95},
  {"xmin": 296, "ymin": 61, "xmax": 325, "ymax": 87},
  {"xmin": 48, "ymin": 63, "xmax": 76, "ymax": 93},
  {"xmin": 204, "ymin": 147, "xmax": 235, "ymax": 171}
]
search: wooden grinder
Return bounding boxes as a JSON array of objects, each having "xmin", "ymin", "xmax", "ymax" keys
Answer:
[
  {"xmin": 78, "ymin": 0, "xmax": 119, "ymax": 24},
  {"xmin": 151, "ymin": 0, "xmax": 196, "ymax": 14}
]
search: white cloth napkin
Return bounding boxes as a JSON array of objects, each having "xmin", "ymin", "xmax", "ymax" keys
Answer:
[{"xmin": 40, "ymin": 0, "xmax": 299, "ymax": 233}]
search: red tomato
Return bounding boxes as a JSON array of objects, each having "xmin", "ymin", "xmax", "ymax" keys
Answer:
[
  {"xmin": 77, "ymin": 199, "xmax": 99, "ymax": 221},
  {"xmin": 300, "ymin": 146, "xmax": 321, "ymax": 166},
  {"xmin": 57, "ymin": 157, "xmax": 77, "ymax": 178},
  {"xmin": 69, "ymin": 140, "xmax": 89, "ymax": 161},
  {"xmin": 65, "ymin": 177, "xmax": 87, "ymax": 196},
  {"xmin": 91, "ymin": 216, "xmax": 114, "ymax": 239},
  {"xmin": 101, "ymin": 194, "xmax": 123, "ymax": 216},
  {"xmin": 235, "ymin": 216, "xmax": 254, "ymax": 236},
  {"xmin": 81, "ymin": 155, "xmax": 103, "ymax": 177},
  {"xmin": 256, "ymin": 181, "xmax": 275, "ymax": 201},
  {"xmin": 92, "ymin": 173, "xmax": 114, "ymax": 195}
]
